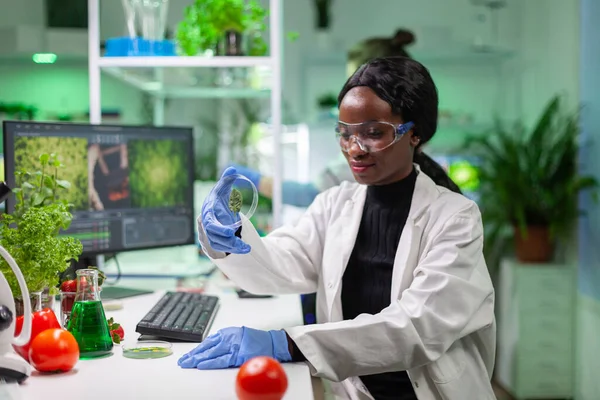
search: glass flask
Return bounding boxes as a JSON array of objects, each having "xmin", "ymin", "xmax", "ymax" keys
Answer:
[{"xmin": 67, "ymin": 269, "xmax": 113, "ymax": 358}]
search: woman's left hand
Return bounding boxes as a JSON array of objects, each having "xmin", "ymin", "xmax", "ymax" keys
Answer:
[
  {"xmin": 201, "ymin": 167, "xmax": 251, "ymax": 254},
  {"xmin": 178, "ymin": 326, "xmax": 292, "ymax": 369}
]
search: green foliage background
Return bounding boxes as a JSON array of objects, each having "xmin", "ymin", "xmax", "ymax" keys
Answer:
[
  {"xmin": 14, "ymin": 137, "xmax": 88, "ymax": 210},
  {"xmin": 128, "ymin": 139, "xmax": 190, "ymax": 208}
]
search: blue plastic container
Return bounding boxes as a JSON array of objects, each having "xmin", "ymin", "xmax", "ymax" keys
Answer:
[{"xmin": 104, "ymin": 37, "xmax": 176, "ymax": 57}]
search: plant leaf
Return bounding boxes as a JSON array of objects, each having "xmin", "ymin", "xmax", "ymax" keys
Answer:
[
  {"xmin": 39, "ymin": 153, "xmax": 50, "ymax": 165},
  {"xmin": 43, "ymin": 175, "xmax": 54, "ymax": 188},
  {"xmin": 31, "ymin": 193, "xmax": 45, "ymax": 206},
  {"xmin": 56, "ymin": 180, "xmax": 71, "ymax": 189}
]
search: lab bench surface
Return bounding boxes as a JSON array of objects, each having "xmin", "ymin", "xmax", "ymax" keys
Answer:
[{"xmin": 18, "ymin": 287, "xmax": 314, "ymax": 400}]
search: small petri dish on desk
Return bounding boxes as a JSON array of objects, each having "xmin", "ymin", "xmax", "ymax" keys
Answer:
[{"xmin": 122, "ymin": 340, "xmax": 173, "ymax": 359}]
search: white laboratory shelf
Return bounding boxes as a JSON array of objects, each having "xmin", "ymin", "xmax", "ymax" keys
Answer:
[
  {"xmin": 97, "ymin": 55, "xmax": 273, "ymax": 68},
  {"xmin": 88, "ymin": 0, "xmax": 284, "ymax": 228},
  {"xmin": 159, "ymin": 87, "xmax": 270, "ymax": 99},
  {"xmin": 101, "ymin": 65, "xmax": 271, "ymax": 99}
]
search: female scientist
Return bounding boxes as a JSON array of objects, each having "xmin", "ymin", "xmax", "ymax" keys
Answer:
[
  {"xmin": 179, "ymin": 56, "xmax": 496, "ymax": 400},
  {"xmin": 225, "ymin": 29, "xmax": 460, "ymax": 210}
]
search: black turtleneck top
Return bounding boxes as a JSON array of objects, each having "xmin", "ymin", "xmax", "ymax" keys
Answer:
[{"xmin": 341, "ymin": 168, "xmax": 418, "ymax": 400}]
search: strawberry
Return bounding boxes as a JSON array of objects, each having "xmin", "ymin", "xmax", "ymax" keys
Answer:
[
  {"xmin": 107, "ymin": 318, "xmax": 124, "ymax": 344},
  {"xmin": 60, "ymin": 279, "xmax": 77, "ymax": 293},
  {"xmin": 60, "ymin": 279, "xmax": 77, "ymax": 314}
]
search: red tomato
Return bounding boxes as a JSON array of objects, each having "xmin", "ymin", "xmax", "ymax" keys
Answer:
[
  {"xmin": 29, "ymin": 329, "xmax": 79, "ymax": 373},
  {"xmin": 13, "ymin": 308, "xmax": 61, "ymax": 362},
  {"xmin": 235, "ymin": 356, "xmax": 288, "ymax": 400}
]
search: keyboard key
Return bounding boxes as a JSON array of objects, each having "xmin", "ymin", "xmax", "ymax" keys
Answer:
[
  {"xmin": 195, "ymin": 311, "xmax": 210, "ymax": 329},
  {"xmin": 161, "ymin": 304, "xmax": 185, "ymax": 328},
  {"xmin": 141, "ymin": 313, "xmax": 156, "ymax": 323}
]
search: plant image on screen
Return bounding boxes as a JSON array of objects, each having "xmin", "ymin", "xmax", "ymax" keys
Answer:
[
  {"xmin": 128, "ymin": 139, "xmax": 190, "ymax": 208},
  {"xmin": 14, "ymin": 136, "xmax": 88, "ymax": 210}
]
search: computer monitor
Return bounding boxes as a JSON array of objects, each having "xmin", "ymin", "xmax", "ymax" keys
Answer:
[{"xmin": 3, "ymin": 121, "xmax": 195, "ymax": 255}]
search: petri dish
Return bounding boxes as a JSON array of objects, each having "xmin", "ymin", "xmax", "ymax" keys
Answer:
[
  {"xmin": 210, "ymin": 174, "xmax": 258, "ymax": 230},
  {"xmin": 122, "ymin": 340, "xmax": 173, "ymax": 359}
]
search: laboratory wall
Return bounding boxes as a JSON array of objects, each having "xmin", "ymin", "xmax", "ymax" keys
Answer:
[
  {"xmin": 0, "ymin": 0, "xmax": 44, "ymax": 26},
  {"xmin": 284, "ymin": 0, "xmax": 579, "ymax": 130},
  {"xmin": 518, "ymin": 0, "xmax": 580, "ymax": 121},
  {"xmin": 0, "ymin": 65, "xmax": 145, "ymax": 123},
  {"xmin": 577, "ymin": 0, "xmax": 600, "ymax": 398},
  {"xmin": 284, "ymin": 0, "xmax": 520, "ymax": 127},
  {"xmin": 0, "ymin": 1, "xmax": 581, "ymax": 142}
]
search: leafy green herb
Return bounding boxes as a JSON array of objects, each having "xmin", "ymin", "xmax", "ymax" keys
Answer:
[
  {"xmin": 229, "ymin": 189, "xmax": 243, "ymax": 213},
  {"xmin": 0, "ymin": 153, "xmax": 83, "ymax": 295}
]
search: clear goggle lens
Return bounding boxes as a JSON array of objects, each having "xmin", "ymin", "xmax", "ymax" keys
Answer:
[{"xmin": 335, "ymin": 121, "xmax": 414, "ymax": 153}]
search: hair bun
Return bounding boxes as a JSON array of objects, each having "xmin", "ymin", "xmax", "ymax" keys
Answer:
[{"xmin": 392, "ymin": 29, "xmax": 415, "ymax": 46}]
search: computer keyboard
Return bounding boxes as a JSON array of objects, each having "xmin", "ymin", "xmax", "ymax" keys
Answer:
[{"xmin": 135, "ymin": 292, "xmax": 220, "ymax": 342}]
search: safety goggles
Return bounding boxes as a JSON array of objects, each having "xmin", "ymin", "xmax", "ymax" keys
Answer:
[{"xmin": 335, "ymin": 120, "xmax": 415, "ymax": 153}]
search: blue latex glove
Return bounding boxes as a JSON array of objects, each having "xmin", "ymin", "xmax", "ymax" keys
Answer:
[
  {"xmin": 201, "ymin": 167, "xmax": 251, "ymax": 254},
  {"xmin": 225, "ymin": 163, "xmax": 261, "ymax": 189},
  {"xmin": 177, "ymin": 326, "xmax": 292, "ymax": 369}
]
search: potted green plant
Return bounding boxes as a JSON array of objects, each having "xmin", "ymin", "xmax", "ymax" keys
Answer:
[
  {"xmin": 176, "ymin": 0, "xmax": 298, "ymax": 57},
  {"xmin": 317, "ymin": 93, "xmax": 337, "ymax": 110},
  {"xmin": 0, "ymin": 153, "xmax": 83, "ymax": 315},
  {"xmin": 317, "ymin": 93, "xmax": 338, "ymax": 119},
  {"xmin": 176, "ymin": 0, "xmax": 268, "ymax": 56},
  {"xmin": 465, "ymin": 95, "xmax": 598, "ymax": 264},
  {"xmin": 0, "ymin": 102, "xmax": 37, "ymax": 120},
  {"xmin": 314, "ymin": 0, "xmax": 333, "ymax": 30}
]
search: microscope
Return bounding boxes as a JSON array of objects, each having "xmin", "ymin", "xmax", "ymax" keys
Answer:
[{"xmin": 0, "ymin": 182, "xmax": 33, "ymax": 384}]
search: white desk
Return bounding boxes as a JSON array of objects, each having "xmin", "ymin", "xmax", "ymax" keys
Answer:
[{"xmin": 18, "ymin": 273, "xmax": 314, "ymax": 399}]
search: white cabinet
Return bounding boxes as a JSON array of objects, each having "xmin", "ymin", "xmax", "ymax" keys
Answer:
[{"xmin": 496, "ymin": 259, "xmax": 575, "ymax": 399}]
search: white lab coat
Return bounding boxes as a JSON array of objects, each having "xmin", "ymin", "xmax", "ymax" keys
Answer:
[{"xmin": 198, "ymin": 165, "xmax": 496, "ymax": 400}]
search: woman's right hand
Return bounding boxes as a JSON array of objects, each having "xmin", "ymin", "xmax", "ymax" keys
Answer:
[{"xmin": 200, "ymin": 167, "xmax": 251, "ymax": 254}]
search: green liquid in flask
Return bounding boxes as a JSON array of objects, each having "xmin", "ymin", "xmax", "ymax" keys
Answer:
[{"xmin": 67, "ymin": 300, "xmax": 113, "ymax": 359}]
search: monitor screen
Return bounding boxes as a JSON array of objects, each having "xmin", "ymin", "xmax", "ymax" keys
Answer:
[{"xmin": 3, "ymin": 121, "xmax": 195, "ymax": 255}]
